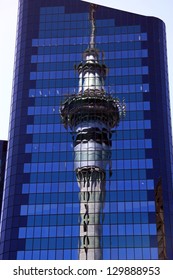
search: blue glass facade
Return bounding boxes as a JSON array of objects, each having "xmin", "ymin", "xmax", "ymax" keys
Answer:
[
  {"xmin": 0, "ymin": 141, "xmax": 7, "ymax": 215},
  {"xmin": 0, "ymin": 0, "xmax": 173, "ymax": 259}
]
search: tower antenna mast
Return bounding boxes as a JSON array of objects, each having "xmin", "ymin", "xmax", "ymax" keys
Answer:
[{"xmin": 90, "ymin": 4, "xmax": 97, "ymax": 49}]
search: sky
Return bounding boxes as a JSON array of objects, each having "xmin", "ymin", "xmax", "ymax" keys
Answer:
[{"xmin": 0, "ymin": 0, "xmax": 172, "ymax": 140}]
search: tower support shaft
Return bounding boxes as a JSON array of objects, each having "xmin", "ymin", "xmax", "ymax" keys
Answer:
[{"xmin": 77, "ymin": 167, "xmax": 105, "ymax": 260}]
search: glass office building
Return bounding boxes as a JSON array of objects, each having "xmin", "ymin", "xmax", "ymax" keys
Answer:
[
  {"xmin": 0, "ymin": 0, "xmax": 173, "ymax": 260},
  {"xmin": 0, "ymin": 141, "xmax": 7, "ymax": 215}
]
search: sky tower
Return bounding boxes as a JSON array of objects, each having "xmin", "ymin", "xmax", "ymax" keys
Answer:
[{"xmin": 60, "ymin": 4, "xmax": 123, "ymax": 260}]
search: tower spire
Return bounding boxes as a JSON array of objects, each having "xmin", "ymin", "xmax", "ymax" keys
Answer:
[
  {"xmin": 77, "ymin": 4, "xmax": 106, "ymax": 95},
  {"xmin": 89, "ymin": 4, "xmax": 97, "ymax": 49}
]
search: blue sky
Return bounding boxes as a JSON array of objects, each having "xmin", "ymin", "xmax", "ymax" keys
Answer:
[{"xmin": 0, "ymin": 0, "xmax": 172, "ymax": 140}]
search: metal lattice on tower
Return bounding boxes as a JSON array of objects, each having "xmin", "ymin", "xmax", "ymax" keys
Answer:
[{"xmin": 60, "ymin": 4, "xmax": 124, "ymax": 260}]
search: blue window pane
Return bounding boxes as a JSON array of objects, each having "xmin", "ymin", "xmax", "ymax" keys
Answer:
[
  {"xmin": 40, "ymin": 251, "xmax": 48, "ymax": 260},
  {"xmin": 64, "ymin": 250, "xmax": 71, "ymax": 260},
  {"xmin": 151, "ymin": 248, "xmax": 158, "ymax": 260},
  {"xmin": 119, "ymin": 248, "xmax": 126, "ymax": 259},
  {"xmin": 33, "ymin": 251, "xmax": 40, "ymax": 260},
  {"xmin": 103, "ymin": 249, "xmax": 111, "ymax": 260},
  {"xmin": 135, "ymin": 248, "xmax": 142, "ymax": 259},
  {"xmin": 19, "ymin": 228, "xmax": 26, "ymax": 238},
  {"xmin": 17, "ymin": 251, "xmax": 25, "ymax": 259},
  {"xmin": 142, "ymin": 248, "xmax": 150, "ymax": 259},
  {"xmin": 118, "ymin": 225, "xmax": 125, "ymax": 235},
  {"xmin": 111, "ymin": 248, "xmax": 118, "ymax": 259},
  {"xmin": 33, "ymin": 239, "xmax": 41, "ymax": 250},
  {"xmin": 48, "ymin": 250, "xmax": 56, "ymax": 260},
  {"xmin": 25, "ymin": 252, "xmax": 32, "ymax": 260},
  {"xmin": 56, "ymin": 250, "xmax": 64, "ymax": 260},
  {"xmin": 127, "ymin": 248, "xmax": 134, "ymax": 259}
]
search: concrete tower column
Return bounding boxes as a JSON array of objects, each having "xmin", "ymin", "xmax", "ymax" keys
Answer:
[{"xmin": 77, "ymin": 167, "xmax": 105, "ymax": 259}]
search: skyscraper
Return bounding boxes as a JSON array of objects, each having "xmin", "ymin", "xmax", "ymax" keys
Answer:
[{"xmin": 0, "ymin": 0, "xmax": 173, "ymax": 260}]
